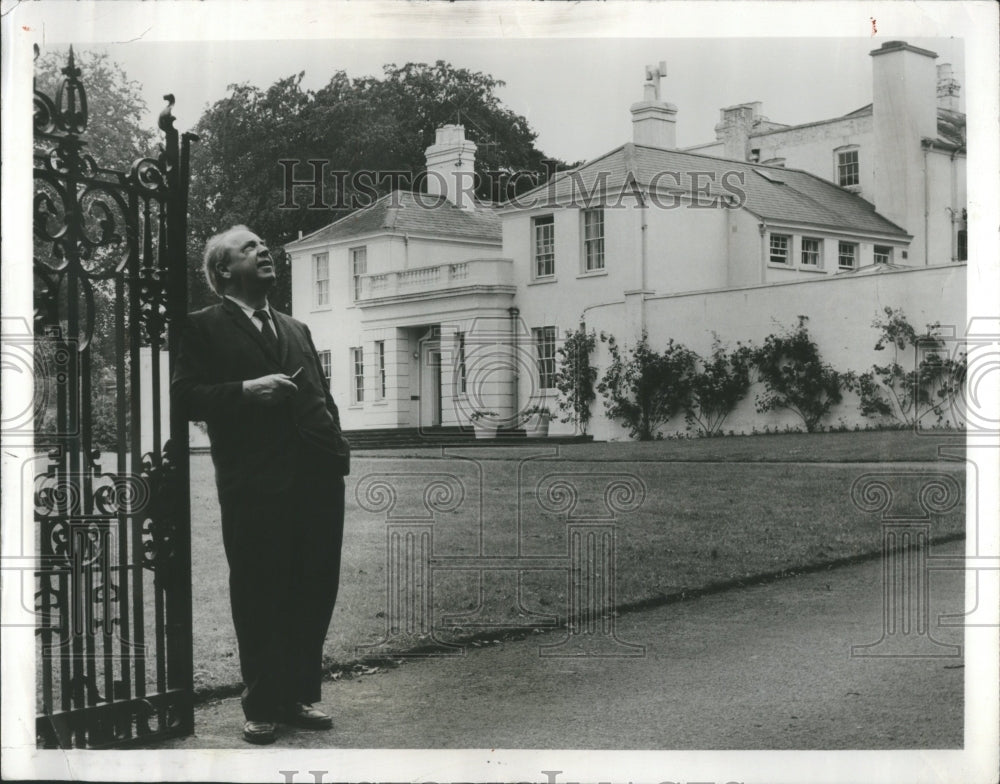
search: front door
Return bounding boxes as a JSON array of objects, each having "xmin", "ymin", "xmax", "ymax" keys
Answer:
[{"xmin": 420, "ymin": 343, "xmax": 442, "ymax": 427}]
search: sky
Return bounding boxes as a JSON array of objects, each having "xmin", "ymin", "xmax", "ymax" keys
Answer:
[{"xmin": 52, "ymin": 35, "xmax": 965, "ymax": 166}]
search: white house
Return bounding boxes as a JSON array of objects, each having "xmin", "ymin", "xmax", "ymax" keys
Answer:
[
  {"xmin": 687, "ymin": 40, "xmax": 967, "ymax": 268},
  {"xmin": 286, "ymin": 40, "xmax": 966, "ymax": 438}
]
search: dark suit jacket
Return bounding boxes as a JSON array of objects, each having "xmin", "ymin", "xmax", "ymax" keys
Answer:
[{"xmin": 171, "ymin": 298, "xmax": 350, "ymax": 498}]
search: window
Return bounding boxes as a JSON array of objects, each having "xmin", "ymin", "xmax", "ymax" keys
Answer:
[
  {"xmin": 532, "ymin": 326, "xmax": 557, "ymax": 390},
  {"xmin": 457, "ymin": 332, "xmax": 467, "ymax": 394},
  {"xmin": 838, "ymin": 242, "xmax": 857, "ymax": 270},
  {"xmin": 957, "ymin": 230, "xmax": 967, "ymax": 261},
  {"xmin": 837, "ymin": 148, "xmax": 860, "ymax": 188},
  {"xmin": 583, "ymin": 209, "xmax": 605, "ymax": 272},
  {"xmin": 769, "ymin": 234, "xmax": 790, "ymax": 264},
  {"xmin": 313, "ymin": 253, "xmax": 329, "ymax": 307},
  {"xmin": 801, "ymin": 237, "xmax": 822, "ymax": 267},
  {"xmin": 351, "ymin": 246, "xmax": 367, "ymax": 301},
  {"xmin": 533, "ymin": 215, "xmax": 555, "ymax": 278},
  {"xmin": 350, "ymin": 347, "xmax": 364, "ymax": 404},
  {"xmin": 873, "ymin": 245, "xmax": 892, "ymax": 265},
  {"xmin": 375, "ymin": 341, "xmax": 386, "ymax": 400},
  {"xmin": 318, "ymin": 350, "xmax": 331, "ymax": 388}
]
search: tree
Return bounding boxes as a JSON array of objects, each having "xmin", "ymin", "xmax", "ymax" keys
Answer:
[
  {"xmin": 35, "ymin": 49, "xmax": 162, "ymax": 450},
  {"xmin": 856, "ymin": 307, "xmax": 966, "ymax": 427},
  {"xmin": 686, "ymin": 338, "xmax": 754, "ymax": 436},
  {"xmin": 554, "ymin": 325, "xmax": 598, "ymax": 434},
  {"xmin": 754, "ymin": 316, "xmax": 855, "ymax": 433},
  {"xmin": 187, "ymin": 61, "xmax": 571, "ymax": 312},
  {"xmin": 598, "ymin": 332, "xmax": 697, "ymax": 441}
]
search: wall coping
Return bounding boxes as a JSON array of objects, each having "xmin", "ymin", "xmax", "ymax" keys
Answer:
[{"xmin": 644, "ymin": 262, "xmax": 965, "ymax": 303}]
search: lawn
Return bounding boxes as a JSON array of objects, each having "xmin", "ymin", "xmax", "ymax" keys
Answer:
[{"xmin": 187, "ymin": 431, "xmax": 966, "ymax": 697}]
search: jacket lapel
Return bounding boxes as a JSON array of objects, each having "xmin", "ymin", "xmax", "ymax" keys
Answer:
[
  {"xmin": 271, "ymin": 309, "xmax": 292, "ymax": 366},
  {"xmin": 221, "ymin": 298, "xmax": 281, "ymax": 365}
]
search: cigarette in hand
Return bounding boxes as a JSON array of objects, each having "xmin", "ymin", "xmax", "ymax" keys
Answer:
[{"xmin": 290, "ymin": 367, "xmax": 304, "ymax": 379}]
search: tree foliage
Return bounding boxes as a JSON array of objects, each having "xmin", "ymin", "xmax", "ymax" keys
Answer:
[
  {"xmin": 35, "ymin": 49, "xmax": 158, "ymax": 172},
  {"xmin": 856, "ymin": 307, "xmax": 966, "ymax": 427},
  {"xmin": 554, "ymin": 325, "xmax": 598, "ymax": 434},
  {"xmin": 598, "ymin": 332, "xmax": 697, "ymax": 441},
  {"xmin": 686, "ymin": 338, "xmax": 755, "ymax": 436},
  {"xmin": 754, "ymin": 316, "xmax": 855, "ymax": 433},
  {"xmin": 187, "ymin": 61, "xmax": 567, "ymax": 311}
]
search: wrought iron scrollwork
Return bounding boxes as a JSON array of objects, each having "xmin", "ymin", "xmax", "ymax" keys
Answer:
[
  {"xmin": 33, "ymin": 46, "xmax": 195, "ymax": 748},
  {"xmin": 139, "ymin": 441, "xmax": 185, "ymax": 572}
]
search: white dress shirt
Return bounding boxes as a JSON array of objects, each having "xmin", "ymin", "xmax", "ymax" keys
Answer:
[{"xmin": 225, "ymin": 295, "xmax": 273, "ymax": 334}]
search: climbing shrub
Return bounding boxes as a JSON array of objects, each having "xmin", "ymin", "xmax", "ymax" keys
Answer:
[
  {"xmin": 754, "ymin": 316, "xmax": 855, "ymax": 432},
  {"xmin": 554, "ymin": 325, "xmax": 598, "ymax": 434},
  {"xmin": 686, "ymin": 338, "xmax": 755, "ymax": 437},
  {"xmin": 598, "ymin": 332, "xmax": 697, "ymax": 441},
  {"xmin": 856, "ymin": 307, "xmax": 966, "ymax": 427}
]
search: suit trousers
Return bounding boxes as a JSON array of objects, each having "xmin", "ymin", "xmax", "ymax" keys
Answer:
[{"xmin": 218, "ymin": 446, "xmax": 345, "ymax": 721}]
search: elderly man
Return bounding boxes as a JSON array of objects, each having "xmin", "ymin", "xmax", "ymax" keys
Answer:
[{"xmin": 172, "ymin": 225, "xmax": 350, "ymax": 744}]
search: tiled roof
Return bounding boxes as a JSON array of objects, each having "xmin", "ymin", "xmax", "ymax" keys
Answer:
[
  {"xmin": 509, "ymin": 144, "xmax": 910, "ymax": 238},
  {"xmin": 287, "ymin": 190, "xmax": 501, "ymax": 248}
]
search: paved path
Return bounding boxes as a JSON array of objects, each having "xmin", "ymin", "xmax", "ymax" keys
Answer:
[{"xmin": 160, "ymin": 540, "xmax": 964, "ymax": 750}]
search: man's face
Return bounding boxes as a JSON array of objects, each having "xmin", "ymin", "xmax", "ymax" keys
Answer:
[{"xmin": 219, "ymin": 228, "xmax": 275, "ymax": 295}]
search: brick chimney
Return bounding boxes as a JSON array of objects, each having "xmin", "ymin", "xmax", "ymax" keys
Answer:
[
  {"xmin": 714, "ymin": 102, "xmax": 764, "ymax": 161},
  {"xmin": 630, "ymin": 62, "xmax": 677, "ymax": 148},
  {"xmin": 937, "ymin": 63, "xmax": 961, "ymax": 111},
  {"xmin": 870, "ymin": 40, "xmax": 939, "ymax": 263},
  {"xmin": 424, "ymin": 124, "xmax": 477, "ymax": 210}
]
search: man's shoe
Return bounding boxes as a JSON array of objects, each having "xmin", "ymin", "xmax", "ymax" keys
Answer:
[
  {"xmin": 284, "ymin": 702, "xmax": 333, "ymax": 730},
  {"xmin": 242, "ymin": 720, "xmax": 277, "ymax": 744}
]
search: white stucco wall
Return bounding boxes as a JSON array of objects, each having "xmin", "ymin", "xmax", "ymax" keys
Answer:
[
  {"xmin": 581, "ymin": 263, "xmax": 967, "ymax": 441},
  {"xmin": 753, "ymin": 115, "xmax": 874, "ymax": 197}
]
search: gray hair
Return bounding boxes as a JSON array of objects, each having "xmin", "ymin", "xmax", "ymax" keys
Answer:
[{"xmin": 202, "ymin": 225, "xmax": 250, "ymax": 296}]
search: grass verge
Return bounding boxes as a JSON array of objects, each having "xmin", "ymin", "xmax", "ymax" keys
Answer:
[{"xmin": 188, "ymin": 436, "xmax": 966, "ymax": 697}]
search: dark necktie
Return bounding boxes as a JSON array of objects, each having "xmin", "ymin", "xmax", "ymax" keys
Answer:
[{"xmin": 254, "ymin": 309, "xmax": 278, "ymax": 352}]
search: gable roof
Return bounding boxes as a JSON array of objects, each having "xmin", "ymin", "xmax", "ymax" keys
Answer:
[
  {"xmin": 287, "ymin": 190, "xmax": 501, "ymax": 249},
  {"xmin": 507, "ymin": 143, "xmax": 910, "ymax": 238}
]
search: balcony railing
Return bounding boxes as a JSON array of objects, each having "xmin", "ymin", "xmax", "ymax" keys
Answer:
[{"xmin": 356, "ymin": 258, "xmax": 514, "ymax": 302}]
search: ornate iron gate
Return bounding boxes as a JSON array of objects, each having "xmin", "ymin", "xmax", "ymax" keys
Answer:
[{"xmin": 32, "ymin": 48, "xmax": 196, "ymax": 748}]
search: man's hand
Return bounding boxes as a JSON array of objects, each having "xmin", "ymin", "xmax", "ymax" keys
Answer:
[{"xmin": 242, "ymin": 373, "xmax": 297, "ymax": 406}]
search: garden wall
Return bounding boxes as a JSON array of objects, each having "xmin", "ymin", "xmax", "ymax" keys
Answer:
[{"xmin": 581, "ymin": 263, "xmax": 967, "ymax": 441}]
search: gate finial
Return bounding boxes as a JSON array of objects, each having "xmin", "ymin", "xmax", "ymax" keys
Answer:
[{"xmin": 159, "ymin": 94, "xmax": 176, "ymax": 133}]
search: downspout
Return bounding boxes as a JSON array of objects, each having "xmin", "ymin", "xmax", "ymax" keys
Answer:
[
  {"xmin": 758, "ymin": 221, "xmax": 767, "ymax": 283},
  {"xmin": 921, "ymin": 141, "xmax": 930, "ymax": 266},
  {"xmin": 639, "ymin": 186, "xmax": 649, "ymax": 331},
  {"xmin": 949, "ymin": 149, "xmax": 959, "ymax": 262},
  {"xmin": 508, "ymin": 306, "xmax": 520, "ymax": 427}
]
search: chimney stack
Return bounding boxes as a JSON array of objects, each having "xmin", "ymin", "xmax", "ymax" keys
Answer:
[
  {"xmin": 714, "ymin": 102, "xmax": 764, "ymax": 161},
  {"xmin": 630, "ymin": 62, "xmax": 677, "ymax": 149},
  {"xmin": 937, "ymin": 63, "xmax": 961, "ymax": 111},
  {"xmin": 870, "ymin": 40, "xmax": 939, "ymax": 265},
  {"xmin": 424, "ymin": 124, "xmax": 477, "ymax": 211}
]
